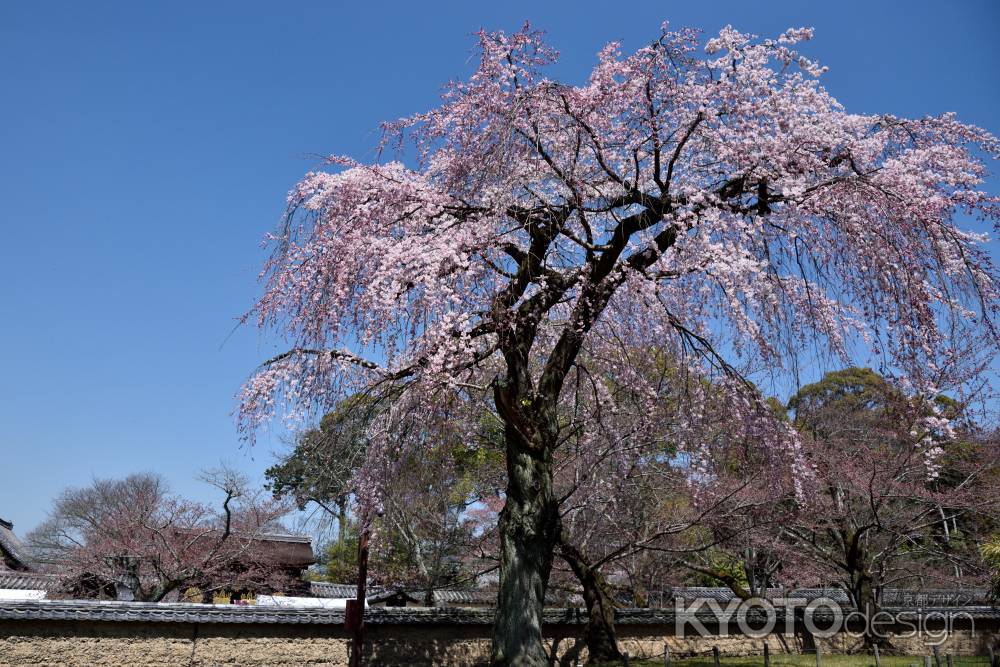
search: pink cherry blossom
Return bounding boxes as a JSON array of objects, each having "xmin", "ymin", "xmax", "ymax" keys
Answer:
[{"xmin": 239, "ymin": 23, "xmax": 1000, "ymax": 664}]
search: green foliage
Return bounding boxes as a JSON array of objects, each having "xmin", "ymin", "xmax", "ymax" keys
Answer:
[
  {"xmin": 269, "ymin": 393, "xmax": 503, "ymax": 589},
  {"xmin": 787, "ymin": 367, "xmax": 904, "ymax": 434},
  {"xmin": 265, "ymin": 393, "xmax": 378, "ymax": 511},
  {"xmin": 983, "ymin": 536, "xmax": 1000, "ymax": 599},
  {"xmin": 310, "ymin": 529, "xmax": 360, "ymax": 585},
  {"xmin": 686, "ymin": 552, "xmax": 750, "ymax": 591},
  {"xmin": 788, "ymin": 367, "xmax": 981, "ymax": 493},
  {"xmin": 764, "ymin": 396, "xmax": 790, "ymax": 421}
]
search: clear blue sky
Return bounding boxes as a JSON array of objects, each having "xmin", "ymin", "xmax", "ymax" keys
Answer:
[{"xmin": 1, "ymin": 1, "xmax": 998, "ymax": 535}]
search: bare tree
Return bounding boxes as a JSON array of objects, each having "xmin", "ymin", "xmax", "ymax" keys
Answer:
[{"xmin": 28, "ymin": 469, "xmax": 293, "ymax": 602}]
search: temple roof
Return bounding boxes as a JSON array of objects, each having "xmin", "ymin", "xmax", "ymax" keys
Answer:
[
  {"xmin": 0, "ymin": 518, "xmax": 32, "ymax": 571},
  {"xmin": 0, "ymin": 571, "xmax": 62, "ymax": 591}
]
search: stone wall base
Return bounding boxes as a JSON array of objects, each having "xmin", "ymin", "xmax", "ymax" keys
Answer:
[{"xmin": 1, "ymin": 617, "xmax": 997, "ymax": 666}]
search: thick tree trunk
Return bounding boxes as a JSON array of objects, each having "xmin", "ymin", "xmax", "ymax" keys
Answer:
[
  {"xmin": 842, "ymin": 538, "xmax": 888, "ymax": 654},
  {"xmin": 850, "ymin": 569, "xmax": 887, "ymax": 652},
  {"xmin": 560, "ymin": 539, "xmax": 623, "ymax": 663},
  {"xmin": 492, "ymin": 443, "xmax": 560, "ymax": 666},
  {"xmin": 146, "ymin": 581, "xmax": 177, "ymax": 603}
]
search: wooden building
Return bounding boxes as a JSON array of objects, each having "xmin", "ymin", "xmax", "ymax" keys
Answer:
[{"xmin": 0, "ymin": 518, "xmax": 32, "ymax": 572}]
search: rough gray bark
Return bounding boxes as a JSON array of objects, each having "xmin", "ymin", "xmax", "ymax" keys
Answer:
[
  {"xmin": 559, "ymin": 538, "xmax": 623, "ymax": 663},
  {"xmin": 491, "ymin": 441, "xmax": 560, "ymax": 667}
]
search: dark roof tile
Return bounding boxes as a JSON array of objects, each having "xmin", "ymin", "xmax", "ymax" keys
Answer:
[
  {"xmin": 309, "ymin": 582, "xmax": 358, "ymax": 598},
  {"xmin": 0, "ymin": 519, "xmax": 32, "ymax": 571},
  {"xmin": 0, "ymin": 600, "xmax": 997, "ymax": 625},
  {"xmin": 0, "ymin": 572, "xmax": 63, "ymax": 591}
]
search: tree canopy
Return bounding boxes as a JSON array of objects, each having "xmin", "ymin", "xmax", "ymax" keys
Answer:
[{"xmin": 240, "ymin": 22, "xmax": 1000, "ymax": 665}]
